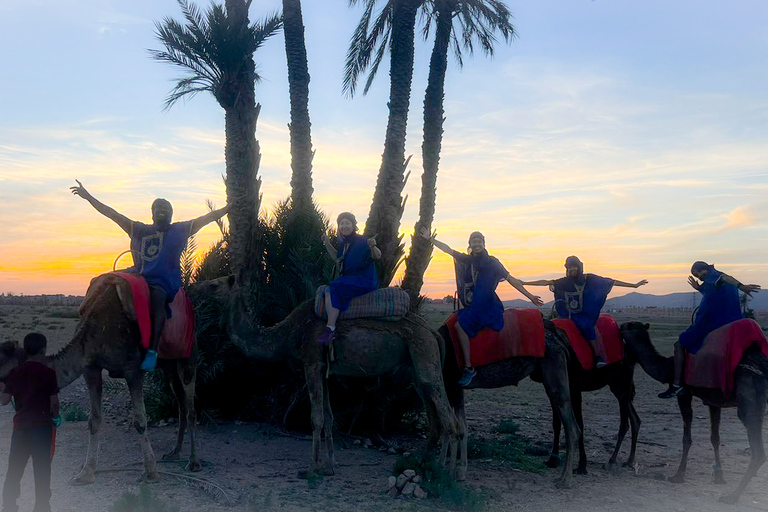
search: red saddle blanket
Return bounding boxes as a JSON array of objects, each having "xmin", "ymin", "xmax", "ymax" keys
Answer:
[
  {"xmin": 444, "ymin": 309, "xmax": 546, "ymax": 368},
  {"xmin": 552, "ymin": 315, "xmax": 623, "ymax": 371},
  {"xmin": 685, "ymin": 319, "xmax": 768, "ymax": 398},
  {"xmin": 83, "ymin": 273, "xmax": 195, "ymax": 360}
]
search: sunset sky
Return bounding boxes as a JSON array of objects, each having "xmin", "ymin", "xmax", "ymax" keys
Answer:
[{"xmin": 1, "ymin": 1, "xmax": 767, "ymax": 301}]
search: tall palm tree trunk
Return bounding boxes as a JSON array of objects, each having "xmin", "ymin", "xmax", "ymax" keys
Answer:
[
  {"xmin": 224, "ymin": 0, "xmax": 263, "ymax": 298},
  {"xmin": 401, "ymin": 4, "xmax": 452, "ymax": 302},
  {"xmin": 283, "ymin": 0, "xmax": 314, "ymax": 212},
  {"xmin": 364, "ymin": 0, "xmax": 421, "ymax": 285}
]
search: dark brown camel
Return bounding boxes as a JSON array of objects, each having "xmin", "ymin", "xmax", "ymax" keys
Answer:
[
  {"xmin": 0, "ymin": 276, "xmax": 201, "ymax": 485},
  {"xmin": 437, "ymin": 321, "xmax": 581, "ymax": 488},
  {"xmin": 620, "ymin": 321, "xmax": 768, "ymax": 504},
  {"xmin": 193, "ymin": 276, "xmax": 461, "ymax": 477},
  {"xmin": 543, "ymin": 342, "xmax": 641, "ymax": 474}
]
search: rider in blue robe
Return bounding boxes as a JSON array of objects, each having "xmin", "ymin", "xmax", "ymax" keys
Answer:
[
  {"xmin": 659, "ymin": 261, "xmax": 760, "ymax": 398},
  {"xmin": 422, "ymin": 228, "xmax": 543, "ymax": 387},
  {"xmin": 317, "ymin": 212, "xmax": 381, "ymax": 345}
]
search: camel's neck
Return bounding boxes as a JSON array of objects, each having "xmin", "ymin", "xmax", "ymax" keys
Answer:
[
  {"xmin": 628, "ymin": 334, "xmax": 673, "ymax": 384},
  {"xmin": 227, "ymin": 294, "xmax": 307, "ymax": 361},
  {"xmin": 49, "ymin": 321, "xmax": 87, "ymax": 389}
]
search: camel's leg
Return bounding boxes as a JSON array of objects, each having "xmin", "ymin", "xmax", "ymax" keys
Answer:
[
  {"xmin": 572, "ymin": 391, "xmax": 587, "ymax": 475},
  {"xmin": 302, "ymin": 358, "xmax": 326, "ymax": 477},
  {"xmin": 669, "ymin": 391, "xmax": 693, "ymax": 484},
  {"xmin": 625, "ymin": 401, "xmax": 641, "ymax": 468},
  {"xmin": 541, "ymin": 358, "xmax": 580, "ymax": 489},
  {"xmin": 608, "ymin": 382, "xmax": 631, "ymax": 467},
  {"xmin": 545, "ymin": 395, "xmax": 562, "ymax": 468},
  {"xmin": 126, "ymin": 372, "xmax": 160, "ymax": 483},
  {"xmin": 720, "ymin": 377, "xmax": 766, "ymax": 504},
  {"xmin": 406, "ymin": 330, "xmax": 459, "ymax": 475},
  {"xmin": 445, "ymin": 385, "xmax": 467, "ymax": 481},
  {"xmin": 163, "ymin": 366, "xmax": 186, "ymax": 462},
  {"xmin": 321, "ymin": 373, "xmax": 335, "ymax": 474},
  {"xmin": 709, "ymin": 406, "xmax": 726, "ymax": 485},
  {"xmin": 72, "ymin": 368, "xmax": 103, "ymax": 485},
  {"xmin": 180, "ymin": 360, "xmax": 201, "ymax": 472}
]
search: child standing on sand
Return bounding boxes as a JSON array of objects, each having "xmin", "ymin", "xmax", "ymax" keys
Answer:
[{"xmin": 1, "ymin": 333, "xmax": 60, "ymax": 512}]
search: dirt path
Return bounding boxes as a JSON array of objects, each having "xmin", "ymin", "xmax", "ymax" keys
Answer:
[{"xmin": 1, "ymin": 305, "xmax": 767, "ymax": 511}]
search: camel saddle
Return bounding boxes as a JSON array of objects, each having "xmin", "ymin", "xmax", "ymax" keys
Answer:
[
  {"xmin": 81, "ymin": 273, "xmax": 195, "ymax": 359},
  {"xmin": 444, "ymin": 308, "xmax": 546, "ymax": 368},
  {"xmin": 314, "ymin": 285, "xmax": 410, "ymax": 321},
  {"xmin": 552, "ymin": 314, "xmax": 623, "ymax": 370},
  {"xmin": 685, "ymin": 318, "xmax": 768, "ymax": 397}
]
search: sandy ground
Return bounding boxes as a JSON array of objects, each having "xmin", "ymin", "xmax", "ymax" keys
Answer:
[{"xmin": 1, "ymin": 304, "xmax": 767, "ymax": 512}]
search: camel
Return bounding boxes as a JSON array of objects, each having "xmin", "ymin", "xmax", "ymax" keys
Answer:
[
  {"xmin": 620, "ymin": 321, "xmax": 768, "ymax": 504},
  {"xmin": 0, "ymin": 277, "xmax": 201, "ymax": 485},
  {"xmin": 437, "ymin": 321, "xmax": 582, "ymax": 488},
  {"xmin": 543, "ymin": 343, "xmax": 641, "ymax": 474},
  {"xmin": 192, "ymin": 275, "xmax": 461, "ymax": 477}
]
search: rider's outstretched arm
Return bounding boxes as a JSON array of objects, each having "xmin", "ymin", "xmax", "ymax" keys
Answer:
[
  {"xmin": 717, "ymin": 273, "xmax": 761, "ymax": 295},
  {"xmin": 190, "ymin": 204, "xmax": 230, "ymax": 235},
  {"xmin": 520, "ymin": 279, "xmax": 555, "ymax": 286},
  {"xmin": 613, "ymin": 279, "xmax": 648, "ymax": 289},
  {"xmin": 71, "ymin": 180, "xmax": 133, "ymax": 235}
]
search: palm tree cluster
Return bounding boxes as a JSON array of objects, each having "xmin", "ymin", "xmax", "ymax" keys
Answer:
[{"xmin": 149, "ymin": 0, "xmax": 514, "ymax": 428}]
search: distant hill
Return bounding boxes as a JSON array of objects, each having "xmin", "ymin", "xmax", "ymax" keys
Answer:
[{"xmin": 504, "ymin": 291, "xmax": 768, "ymax": 312}]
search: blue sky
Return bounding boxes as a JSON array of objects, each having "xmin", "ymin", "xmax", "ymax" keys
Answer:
[{"xmin": 1, "ymin": 0, "xmax": 767, "ymax": 299}]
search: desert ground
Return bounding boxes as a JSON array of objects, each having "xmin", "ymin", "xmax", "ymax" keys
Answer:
[{"xmin": 1, "ymin": 302, "xmax": 767, "ymax": 512}]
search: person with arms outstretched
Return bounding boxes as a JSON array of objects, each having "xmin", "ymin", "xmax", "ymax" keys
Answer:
[
  {"xmin": 421, "ymin": 228, "xmax": 543, "ymax": 387},
  {"xmin": 523, "ymin": 256, "xmax": 648, "ymax": 367},
  {"xmin": 658, "ymin": 261, "xmax": 760, "ymax": 398},
  {"xmin": 71, "ymin": 180, "xmax": 228, "ymax": 372}
]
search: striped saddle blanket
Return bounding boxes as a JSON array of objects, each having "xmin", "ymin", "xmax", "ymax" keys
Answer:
[{"xmin": 314, "ymin": 285, "xmax": 410, "ymax": 321}]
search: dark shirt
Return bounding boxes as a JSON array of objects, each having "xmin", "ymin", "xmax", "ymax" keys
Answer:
[
  {"xmin": 553, "ymin": 274, "xmax": 615, "ymax": 340},
  {"xmin": 4, "ymin": 361, "xmax": 58, "ymax": 430}
]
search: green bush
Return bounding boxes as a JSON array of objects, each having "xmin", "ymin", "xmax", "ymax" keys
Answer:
[
  {"xmin": 109, "ymin": 485, "xmax": 180, "ymax": 512},
  {"xmin": 467, "ymin": 418, "xmax": 546, "ymax": 474},
  {"xmin": 61, "ymin": 402, "xmax": 88, "ymax": 423}
]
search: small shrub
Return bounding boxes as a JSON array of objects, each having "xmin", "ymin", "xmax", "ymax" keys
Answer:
[
  {"xmin": 143, "ymin": 372, "xmax": 177, "ymax": 423},
  {"xmin": 61, "ymin": 402, "xmax": 88, "ymax": 422},
  {"xmin": 393, "ymin": 451, "xmax": 488, "ymax": 510},
  {"xmin": 109, "ymin": 485, "xmax": 180, "ymax": 512},
  {"xmin": 467, "ymin": 418, "xmax": 546, "ymax": 474},
  {"xmin": 48, "ymin": 309, "xmax": 80, "ymax": 319}
]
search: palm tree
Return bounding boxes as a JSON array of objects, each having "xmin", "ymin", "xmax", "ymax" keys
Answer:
[
  {"xmin": 283, "ymin": 0, "xmax": 314, "ymax": 213},
  {"xmin": 400, "ymin": 0, "xmax": 515, "ymax": 303},
  {"xmin": 344, "ymin": 0, "xmax": 424, "ymax": 286},
  {"xmin": 150, "ymin": 0, "xmax": 282, "ymax": 303}
]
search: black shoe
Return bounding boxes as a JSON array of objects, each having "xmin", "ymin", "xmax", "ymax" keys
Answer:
[
  {"xmin": 658, "ymin": 384, "xmax": 684, "ymax": 399},
  {"xmin": 594, "ymin": 356, "xmax": 608, "ymax": 369},
  {"xmin": 458, "ymin": 367, "xmax": 477, "ymax": 387}
]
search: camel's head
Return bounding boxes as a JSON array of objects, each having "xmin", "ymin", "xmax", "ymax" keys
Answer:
[
  {"xmin": 0, "ymin": 341, "xmax": 26, "ymax": 383},
  {"xmin": 187, "ymin": 274, "xmax": 237, "ymax": 302},
  {"xmin": 619, "ymin": 321, "xmax": 651, "ymax": 354}
]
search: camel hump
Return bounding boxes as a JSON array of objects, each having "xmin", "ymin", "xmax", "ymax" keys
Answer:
[{"xmin": 80, "ymin": 272, "xmax": 143, "ymax": 322}]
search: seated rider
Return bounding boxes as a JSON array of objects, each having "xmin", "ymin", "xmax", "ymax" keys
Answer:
[
  {"xmin": 71, "ymin": 180, "xmax": 229, "ymax": 372},
  {"xmin": 317, "ymin": 212, "xmax": 381, "ymax": 345},
  {"xmin": 658, "ymin": 261, "xmax": 760, "ymax": 398},
  {"xmin": 421, "ymin": 228, "xmax": 543, "ymax": 387},
  {"xmin": 523, "ymin": 256, "xmax": 648, "ymax": 368}
]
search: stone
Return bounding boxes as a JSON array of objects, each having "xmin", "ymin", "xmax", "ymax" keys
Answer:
[
  {"xmin": 402, "ymin": 482, "xmax": 416, "ymax": 496},
  {"xmin": 412, "ymin": 475, "xmax": 421, "ymax": 484},
  {"xmin": 353, "ymin": 439, "xmax": 362, "ymax": 446},
  {"xmin": 396, "ymin": 474, "xmax": 409, "ymax": 490},
  {"xmin": 403, "ymin": 451, "xmax": 411, "ymax": 457},
  {"xmin": 364, "ymin": 438, "xmax": 373, "ymax": 447},
  {"xmin": 387, "ymin": 487, "xmax": 399, "ymax": 498},
  {"xmin": 413, "ymin": 485, "xmax": 428, "ymax": 499},
  {"xmin": 403, "ymin": 469, "xmax": 416, "ymax": 478},
  {"xmin": 388, "ymin": 476, "xmax": 397, "ymax": 489},
  {"xmin": 387, "ymin": 447, "xmax": 398, "ymax": 455}
]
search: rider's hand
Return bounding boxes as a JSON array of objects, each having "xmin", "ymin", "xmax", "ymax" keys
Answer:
[
  {"xmin": 530, "ymin": 295, "xmax": 544, "ymax": 307},
  {"xmin": 635, "ymin": 279, "xmax": 649, "ymax": 288},
  {"xmin": 419, "ymin": 226, "xmax": 434, "ymax": 241},
  {"xmin": 70, "ymin": 179, "xmax": 92, "ymax": 201},
  {"xmin": 740, "ymin": 284, "xmax": 761, "ymax": 296},
  {"xmin": 322, "ymin": 233, "xmax": 331, "ymax": 245},
  {"xmin": 367, "ymin": 236, "xmax": 377, "ymax": 248},
  {"xmin": 687, "ymin": 276, "xmax": 702, "ymax": 291}
]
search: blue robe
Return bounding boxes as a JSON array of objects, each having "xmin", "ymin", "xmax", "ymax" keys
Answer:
[
  {"xmin": 454, "ymin": 251, "xmax": 510, "ymax": 338},
  {"xmin": 553, "ymin": 274, "xmax": 614, "ymax": 341},
  {"xmin": 327, "ymin": 233, "xmax": 378, "ymax": 312},
  {"xmin": 678, "ymin": 269, "xmax": 743, "ymax": 354}
]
